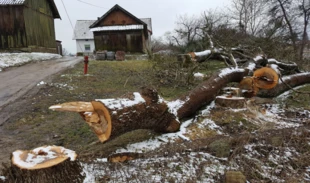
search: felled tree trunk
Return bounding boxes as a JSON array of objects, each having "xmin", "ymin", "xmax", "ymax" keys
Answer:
[
  {"xmin": 258, "ymin": 73, "xmax": 310, "ymax": 98},
  {"xmin": 50, "ymin": 88, "xmax": 180, "ymax": 143},
  {"xmin": 50, "ymin": 65, "xmax": 310, "ymax": 143},
  {"xmin": 176, "ymin": 68, "xmax": 249, "ymax": 119}
]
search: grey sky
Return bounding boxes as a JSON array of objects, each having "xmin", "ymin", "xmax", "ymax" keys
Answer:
[{"xmin": 54, "ymin": 0, "xmax": 230, "ymax": 53}]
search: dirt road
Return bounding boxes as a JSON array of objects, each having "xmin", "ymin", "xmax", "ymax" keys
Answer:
[{"xmin": 0, "ymin": 56, "xmax": 82, "ymax": 124}]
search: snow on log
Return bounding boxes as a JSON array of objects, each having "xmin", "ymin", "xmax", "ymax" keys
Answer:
[
  {"xmin": 50, "ymin": 88, "xmax": 180, "ymax": 143},
  {"xmin": 1, "ymin": 146, "xmax": 84, "ymax": 183},
  {"xmin": 267, "ymin": 59, "xmax": 300, "ymax": 74},
  {"xmin": 177, "ymin": 68, "xmax": 249, "ymax": 119},
  {"xmin": 12, "ymin": 145, "xmax": 77, "ymax": 170}
]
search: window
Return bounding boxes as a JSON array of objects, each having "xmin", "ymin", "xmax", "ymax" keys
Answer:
[{"xmin": 85, "ymin": 44, "xmax": 91, "ymax": 51}]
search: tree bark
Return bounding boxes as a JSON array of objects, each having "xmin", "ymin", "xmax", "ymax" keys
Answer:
[
  {"xmin": 177, "ymin": 68, "xmax": 249, "ymax": 119},
  {"xmin": 50, "ymin": 88, "xmax": 180, "ymax": 143},
  {"xmin": 1, "ymin": 159, "xmax": 84, "ymax": 183}
]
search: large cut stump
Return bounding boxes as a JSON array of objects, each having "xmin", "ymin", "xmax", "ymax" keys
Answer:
[{"xmin": 0, "ymin": 146, "xmax": 84, "ymax": 183}]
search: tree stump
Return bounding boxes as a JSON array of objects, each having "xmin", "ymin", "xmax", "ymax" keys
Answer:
[
  {"xmin": 215, "ymin": 96, "xmax": 246, "ymax": 108},
  {"xmin": 1, "ymin": 146, "xmax": 84, "ymax": 183}
]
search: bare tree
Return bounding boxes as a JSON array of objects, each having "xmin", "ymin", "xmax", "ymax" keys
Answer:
[
  {"xmin": 230, "ymin": 0, "xmax": 267, "ymax": 36},
  {"xmin": 266, "ymin": 0, "xmax": 310, "ymax": 61},
  {"xmin": 167, "ymin": 14, "xmax": 203, "ymax": 52},
  {"xmin": 151, "ymin": 37, "xmax": 169, "ymax": 53},
  {"xmin": 298, "ymin": 0, "xmax": 310, "ymax": 61},
  {"xmin": 62, "ymin": 48, "xmax": 69, "ymax": 56}
]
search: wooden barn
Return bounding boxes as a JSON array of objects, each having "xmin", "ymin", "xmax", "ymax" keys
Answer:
[
  {"xmin": 0, "ymin": 0, "xmax": 61, "ymax": 53},
  {"xmin": 89, "ymin": 4, "xmax": 152, "ymax": 53}
]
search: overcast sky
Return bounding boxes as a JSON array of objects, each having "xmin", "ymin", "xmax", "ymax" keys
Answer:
[{"xmin": 53, "ymin": 0, "xmax": 230, "ymax": 53}]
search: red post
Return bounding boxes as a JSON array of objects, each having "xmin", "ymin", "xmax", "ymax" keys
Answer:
[{"xmin": 84, "ymin": 56, "xmax": 89, "ymax": 74}]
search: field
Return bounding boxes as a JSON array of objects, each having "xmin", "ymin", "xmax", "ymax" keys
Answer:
[{"xmin": 1, "ymin": 58, "xmax": 310, "ymax": 182}]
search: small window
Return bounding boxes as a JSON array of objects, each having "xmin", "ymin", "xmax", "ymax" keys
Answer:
[
  {"xmin": 85, "ymin": 39, "xmax": 89, "ymax": 41},
  {"xmin": 85, "ymin": 44, "xmax": 91, "ymax": 51}
]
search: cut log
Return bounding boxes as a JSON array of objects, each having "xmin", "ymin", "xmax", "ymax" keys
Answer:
[
  {"xmin": 176, "ymin": 68, "xmax": 249, "ymax": 119},
  {"xmin": 49, "ymin": 64, "xmax": 310, "ymax": 143},
  {"xmin": 50, "ymin": 88, "xmax": 180, "ymax": 143},
  {"xmin": 253, "ymin": 67, "xmax": 279, "ymax": 89},
  {"xmin": 258, "ymin": 72, "xmax": 310, "ymax": 98},
  {"xmin": 1, "ymin": 146, "xmax": 83, "ymax": 183}
]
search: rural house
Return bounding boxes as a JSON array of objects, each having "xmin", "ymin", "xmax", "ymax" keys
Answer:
[
  {"xmin": 72, "ymin": 20, "xmax": 96, "ymax": 55},
  {"xmin": 89, "ymin": 4, "xmax": 152, "ymax": 53},
  {"xmin": 0, "ymin": 0, "xmax": 61, "ymax": 53}
]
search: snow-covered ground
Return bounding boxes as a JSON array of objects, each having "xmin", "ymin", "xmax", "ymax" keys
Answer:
[
  {"xmin": 81, "ymin": 90, "xmax": 310, "ymax": 182},
  {"xmin": 0, "ymin": 52, "xmax": 61, "ymax": 71}
]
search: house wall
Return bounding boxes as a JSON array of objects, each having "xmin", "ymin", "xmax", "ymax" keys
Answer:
[
  {"xmin": 100, "ymin": 10, "xmax": 139, "ymax": 26},
  {"xmin": 76, "ymin": 39, "xmax": 95, "ymax": 54},
  {"xmin": 0, "ymin": 6, "xmax": 27, "ymax": 50},
  {"xmin": 24, "ymin": 0, "xmax": 57, "ymax": 52},
  {"xmin": 94, "ymin": 30, "xmax": 144, "ymax": 52}
]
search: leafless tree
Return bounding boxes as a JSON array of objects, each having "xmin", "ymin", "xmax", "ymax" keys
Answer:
[
  {"xmin": 62, "ymin": 48, "xmax": 69, "ymax": 56},
  {"xmin": 229, "ymin": 0, "xmax": 267, "ymax": 36},
  {"xmin": 298, "ymin": 0, "xmax": 310, "ymax": 61},
  {"xmin": 166, "ymin": 14, "xmax": 203, "ymax": 52},
  {"xmin": 267, "ymin": 0, "xmax": 310, "ymax": 61},
  {"xmin": 151, "ymin": 37, "xmax": 169, "ymax": 53}
]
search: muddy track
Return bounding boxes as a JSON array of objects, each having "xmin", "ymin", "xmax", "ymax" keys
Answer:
[
  {"xmin": 0, "ymin": 57, "xmax": 82, "ymax": 125},
  {"xmin": 0, "ymin": 57, "xmax": 82, "ymax": 167}
]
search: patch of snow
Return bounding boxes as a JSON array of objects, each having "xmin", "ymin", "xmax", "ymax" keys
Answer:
[
  {"xmin": 13, "ymin": 148, "xmax": 56, "ymax": 168},
  {"xmin": 254, "ymin": 55, "xmax": 263, "ymax": 61},
  {"xmin": 167, "ymin": 97, "xmax": 189, "ymax": 116},
  {"xmin": 12, "ymin": 146, "xmax": 77, "ymax": 169},
  {"xmin": 50, "ymin": 83, "xmax": 75, "ymax": 90},
  {"xmin": 194, "ymin": 72, "xmax": 205, "ymax": 79},
  {"xmin": 269, "ymin": 64, "xmax": 281, "ymax": 75},
  {"xmin": 37, "ymin": 81, "xmax": 46, "ymax": 86},
  {"xmin": 90, "ymin": 25, "xmax": 143, "ymax": 32},
  {"xmin": 216, "ymin": 96, "xmax": 245, "ymax": 100},
  {"xmin": 200, "ymin": 101, "xmax": 215, "ymax": 115},
  {"xmin": 199, "ymin": 118, "xmax": 223, "ymax": 135},
  {"xmin": 96, "ymin": 92, "xmax": 145, "ymax": 110},
  {"xmin": 247, "ymin": 62, "xmax": 256, "ymax": 71},
  {"xmin": 219, "ymin": 68, "xmax": 244, "ymax": 77},
  {"xmin": 0, "ymin": 176, "xmax": 5, "ymax": 181},
  {"xmin": 83, "ymin": 151, "xmax": 227, "ymax": 183},
  {"xmin": 0, "ymin": 53, "xmax": 61, "ymax": 71},
  {"xmin": 194, "ymin": 50, "xmax": 211, "ymax": 57}
]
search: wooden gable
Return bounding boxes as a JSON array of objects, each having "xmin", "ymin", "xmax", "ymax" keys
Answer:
[
  {"xmin": 99, "ymin": 9, "xmax": 140, "ymax": 26},
  {"xmin": 90, "ymin": 4, "xmax": 146, "ymax": 29}
]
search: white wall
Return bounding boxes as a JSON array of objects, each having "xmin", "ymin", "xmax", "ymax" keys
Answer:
[{"xmin": 76, "ymin": 39, "xmax": 95, "ymax": 54}]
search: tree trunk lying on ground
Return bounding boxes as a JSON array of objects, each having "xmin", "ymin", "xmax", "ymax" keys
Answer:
[
  {"xmin": 50, "ymin": 88, "xmax": 180, "ymax": 143},
  {"xmin": 258, "ymin": 73, "xmax": 310, "ymax": 97},
  {"xmin": 50, "ymin": 60, "xmax": 310, "ymax": 143}
]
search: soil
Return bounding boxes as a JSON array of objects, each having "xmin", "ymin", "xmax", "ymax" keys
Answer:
[{"xmin": 0, "ymin": 57, "xmax": 82, "ymax": 167}]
